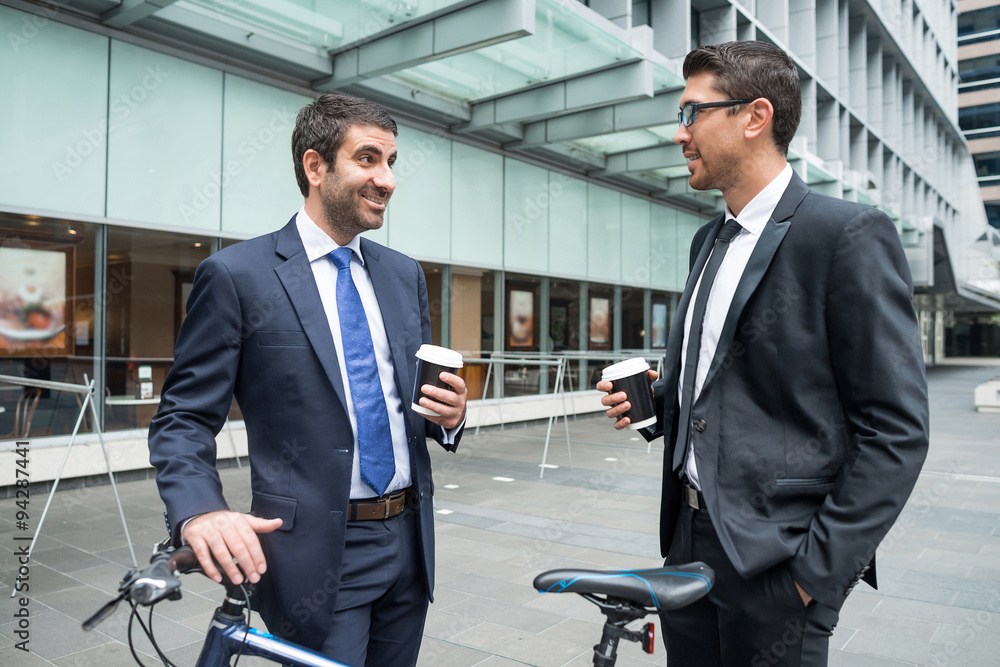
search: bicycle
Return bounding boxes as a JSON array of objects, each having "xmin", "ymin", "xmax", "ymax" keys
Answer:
[
  {"xmin": 533, "ymin": 561, "xmax": 714, "ymax": 666},
  {"xmin": 83, "ymin": 543, "xmax": 349, "ymax": 667},
  {"xmin": 84, "ymin": 542, "xmax": 714, "ymax": 667}
]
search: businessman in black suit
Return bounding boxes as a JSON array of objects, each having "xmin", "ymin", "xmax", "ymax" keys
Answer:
[
  {"xmin": 149, "ymin": 94, "xmax": 466, "ymax": 666},
  {"xmin": 598, "ymin": 42, "xmax": 928, "ymax": 665}
]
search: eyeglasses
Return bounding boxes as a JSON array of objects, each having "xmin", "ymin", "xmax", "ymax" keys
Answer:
[{"xmin": 677, "ymin": 100, "xmax": 750, "ymax": 127}]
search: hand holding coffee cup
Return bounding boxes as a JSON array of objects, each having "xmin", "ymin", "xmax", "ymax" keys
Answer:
[
  {"xmin": 412, "ymin": 345, "xmax": 467, "ymax": 428},
  {"xmin": 597, "ymin": 358, "xmax": 658, "ymax": 431}
]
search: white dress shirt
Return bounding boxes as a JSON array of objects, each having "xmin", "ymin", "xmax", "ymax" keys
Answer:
[
  {"xmin": 679, "ymin": 164, "xmax": 794, "ymax": 489},
  {"xmin": 297, "ymin": 208, "xmax": 460, "ymax": 498}
]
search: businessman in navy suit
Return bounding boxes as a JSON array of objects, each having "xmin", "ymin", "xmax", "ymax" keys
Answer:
[
  {"xmin": 598, "ymin": 42, "xmax": 928, "ymax": 665},
  {"xmin": 149, "ymin": 94, "xmax": 466, "ymax": 666}
]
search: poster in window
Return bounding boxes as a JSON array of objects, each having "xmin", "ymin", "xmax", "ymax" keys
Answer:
[
  {"xmin": 589, "ymin": 297, "xmax": 610, "ymax": 349},
  {"xmin": 652, "ymin": 302, "xmax": 668, "ymax": 348},
  {"xmin": 0, "ymin": 246, "xmax": 73, "ymax": 357},
  {"xmin": 508, "ymin": 288, "xmax": 535, "ymax": 348}
]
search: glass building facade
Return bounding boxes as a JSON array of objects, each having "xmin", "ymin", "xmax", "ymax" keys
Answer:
[{"xmin": 1, "ymin": 0, "xmax": 998, "ymax": 478}]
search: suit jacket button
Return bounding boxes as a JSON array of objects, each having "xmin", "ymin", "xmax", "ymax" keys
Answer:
[{"xmin": 694, "ymin": 419, "xmax": 707, "ymax": 432}]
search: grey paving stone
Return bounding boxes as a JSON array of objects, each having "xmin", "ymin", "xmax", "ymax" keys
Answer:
[
  {"xmin": 0, "ymin": 608, "xmax": 111, "ymax": 661},
  {"xmin": 828, "ymin": 650, "xmax": 918, "ymax": 666},
  {"xmin": 444, "ymin": 596, "xmax": 565, "ymax": 634},
  {"xmin": 450, "ymin": 622, "xmax": 583, "ymax": 667},
  {"xmin": 417, "ymin": 636, "xmax": 494, "ymax": 667}
]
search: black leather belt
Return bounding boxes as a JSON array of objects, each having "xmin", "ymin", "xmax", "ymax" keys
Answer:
[
  {"xmin": 683, "ymin": 484, "xmax": 706, "ymax": 511},
  {"xmin": 348, "ymin": 488, "xmax": 409, "ymax": 521}
]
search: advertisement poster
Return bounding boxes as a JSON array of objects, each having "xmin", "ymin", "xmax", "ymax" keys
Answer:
[
  {"xmin": 0, "ymin": 246, "xmax": 72, "ymax": 356},
  {"xmin": 652, "ymin": 302, "xmax": 668, "ymax": 348},
  {"xmin": 508, "ymin": 288, "xmax": 534, "ymax": 348},
  {"xmin": 589, "ymin": 297, "xmax": 609, "ymax": 348}
]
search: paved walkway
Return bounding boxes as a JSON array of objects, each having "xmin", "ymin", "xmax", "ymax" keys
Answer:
[{"xmin": 0, "ymin": 363, "xmax": 998, "ymax": 666}]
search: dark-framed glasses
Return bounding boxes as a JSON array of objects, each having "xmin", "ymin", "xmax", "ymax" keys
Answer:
[{"xmin": 678, "ymin": 100, "xmax": 750, "ymax": 127}]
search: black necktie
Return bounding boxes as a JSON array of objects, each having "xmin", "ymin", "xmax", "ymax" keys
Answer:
[{"xmin": 673, "ymin": 219, "xmax": 743, "ymax": 472}]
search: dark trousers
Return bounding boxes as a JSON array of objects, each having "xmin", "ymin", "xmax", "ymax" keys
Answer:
[
  {"xmin": 661, "ymin": 500, "xmax": 840, "ymax": 666},
  {"xmin": 320, "ymin": 505, "xmax": 428, "ymax": 667}
]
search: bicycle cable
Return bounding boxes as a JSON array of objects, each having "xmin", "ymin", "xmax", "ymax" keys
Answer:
[
  {"xmin": 126, "ymin": 598, "xmax": 179, "ymax": 667},
  {"xmin": 229, "ymin": 580, "xmax": 253, "ymax": 667}
]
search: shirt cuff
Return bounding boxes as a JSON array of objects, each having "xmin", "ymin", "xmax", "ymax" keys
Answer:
[{"xmin": 441, "ymin": 415, "xmax": 466, "ymax": 444}]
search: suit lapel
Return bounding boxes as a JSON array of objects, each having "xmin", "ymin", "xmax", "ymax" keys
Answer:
[
  {"xmin": 360, "ymin": 238, "xmax": 414, "ymax": 407},
  {"xmin": 273, "ymin": 218, "xmax": 349, "ymax": 411},
  {"xmin": 701, "ymin": 173, "xmax": 808, "ymax": 392}
]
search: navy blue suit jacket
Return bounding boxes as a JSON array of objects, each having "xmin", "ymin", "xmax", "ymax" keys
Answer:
[
  {"xmin": 646, "ymin": 172, "xmax": 929, "ymax": 610},
  {"xmin": 148, "ymin": 216, "xmax": 458, "ymax": 649}
]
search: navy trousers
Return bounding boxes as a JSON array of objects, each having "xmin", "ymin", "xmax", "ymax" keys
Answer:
[{"xmin": 320, "ymin": 505, "xmax": 428, "ymax": 667}]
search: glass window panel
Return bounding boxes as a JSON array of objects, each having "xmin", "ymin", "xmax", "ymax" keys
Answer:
[
  {"xmin": 504, "ymin": 160, "xmax": 550, "ymax": 273},
  {"xmin": 548, "ymin": 279, "xmax": 581, "ymax": 353},
  {"xmin": 548, "ymin": 175, "xmax": 588, "ymax": 277},
  {"xmin": 386, "ymin": 126, "xmax": 451, "ymax": 259},
  {"xmin": 621, "ymin": 195, "xmax": 651, "ymax": 286},
  {"xmin": 174, "ymin": 0, "xmax": 468, "ymax": 51},
  {"xmin": 587, "ymin": 184, "xmax": 621, "ymax": 284},
  {"xmin": 451, "ymin": 143, "xmax": 503, "ymax": 267},
  {"xmin": 959, "ymin": 7, "xmax": 1000, "ymax": 37},
  {"xmin": 503, "ymin": 274, "xmax": 542, "ymax": 396},
  {"xmin": 651, "ymin": 291, "xmax": 671, "ymax": 349},
  {"xmin": 392, "ymin": 0, "xmax": 642, "ymax": 101},
  {"xmin": 650, "ymin": 204, "xmax": 679, "ymax": 290},
  {"xmin": 960, "ymin": 102, "xmax": 1000, "ymax": 132},
  {"xmin": 419, "ymin": 261, "xmax": 444, "ymax": 346},
  {"xmin": 0, "ymin": 214, "xmax": 99, "ymax": 440},
  {"xmin": 620, "ymin": 286, "xmax": 646, "ymax": 350},
  {"xmin": 586, "ymin": 283, "xmax": 615, "ymax": 385},
  {"xmin": 104, "ymin": 227, "xmax": 211, "ymax": 431},
  {"xmin": 0, "ymin": 6, "xmax": 109, "ymax": 217},
  {"xmin": 221, "ymin": 74, "xmax": 311, "ymax": 237},
  {"xmin": 106, "ymin": 40, "xmax": 224, "ymax": 231},
  {"xmin": 675, "ymin": 211, "xmax": 706, "ymax": 289}
]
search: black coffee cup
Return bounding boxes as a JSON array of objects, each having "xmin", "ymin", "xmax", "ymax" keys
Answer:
[
  {"xmin": 411, "ymin": 344, "xmax": 463, "ymax": 417},
  {"xmin": 602, "ymin": 357, "xmax": 656, "ymax": 430}
]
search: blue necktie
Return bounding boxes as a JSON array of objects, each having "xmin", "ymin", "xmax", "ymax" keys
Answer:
[{"xmin": 330, "ymin": 247, "xmax": 395, "ymax": 497}]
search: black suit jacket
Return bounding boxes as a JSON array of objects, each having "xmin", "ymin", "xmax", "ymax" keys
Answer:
[
  {"xmin": 647, "ymin": 172, "xmax": 928, "ymax": 610},
  {"xmin": 148, "ymin": 216, "xmax": 459, "ymax": 649}
]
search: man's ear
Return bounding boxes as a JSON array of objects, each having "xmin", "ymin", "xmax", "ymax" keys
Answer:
[
  {"xmin": 743, "ymin": 98, "xmax": 774, "ymax": 143},
  {"xmin": 302, "ymin": 149, "xmax": 327, "ymax": 191}
]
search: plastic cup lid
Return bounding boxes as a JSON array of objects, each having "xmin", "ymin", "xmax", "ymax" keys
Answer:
[
  {"xmin": 415, "ymin": 344, "xmax": 463, "ymax": 368},
  {"xmin": 601, "ymin": 357, "xmax": 650, "ymax": 382}
]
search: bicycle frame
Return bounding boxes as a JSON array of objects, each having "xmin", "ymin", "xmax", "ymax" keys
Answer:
[{"xmin": 196, "ymin": 611, "xmax": 347, "ymax": 667}]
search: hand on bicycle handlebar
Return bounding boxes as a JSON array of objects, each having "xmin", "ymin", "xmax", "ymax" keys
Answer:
[{"xmin": 181, "ymin": 511, "xmax": 282, "ymax": 585}]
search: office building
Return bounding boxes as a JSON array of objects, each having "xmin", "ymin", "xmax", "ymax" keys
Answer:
[
  {"xmin": 956, "ymin": 0, "xmax": 1000, "ymax": 354},
  {"xmin": 1, "ymin": 0, "xmax": 998, "ymax": 483}
]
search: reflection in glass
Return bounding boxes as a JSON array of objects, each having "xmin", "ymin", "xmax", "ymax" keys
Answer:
[{"xmin": 0, "ymin": 214, "xmax": 97, "ymax": 440}]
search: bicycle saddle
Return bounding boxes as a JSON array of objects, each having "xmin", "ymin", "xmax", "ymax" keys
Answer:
[{"xmin": 533, "ymin": 562, "xmax": 714, "ymax": 612}]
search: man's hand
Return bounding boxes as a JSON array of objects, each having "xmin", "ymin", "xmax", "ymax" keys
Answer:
[
  {"xmin": 181, "ymin": 510, "xmax": 283, "ymax": 585},
  {"xmin": 419, "ymin": 372, "xmax": 468, "ymax": 430},
  {"xmin": 596, "ymin": 370, "xmax": 658, "ymax": 430}
]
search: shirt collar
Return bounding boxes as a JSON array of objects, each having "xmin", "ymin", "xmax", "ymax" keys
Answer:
[
  {"xmin": 295, "ymin": 207, "xmax": 364, "ymax": 265},
  {"xmin": 725, "ymin": 163, "xmax": 794, "ymax": 237}
]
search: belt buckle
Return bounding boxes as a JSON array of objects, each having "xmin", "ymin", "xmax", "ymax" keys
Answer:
[
  {"xmin": 684, "ymin": 485, "xmax": 700, "ymax": 510},
  {"xmin": 383, "ymin": 497, "xmax": 390, "ymax": 519}
]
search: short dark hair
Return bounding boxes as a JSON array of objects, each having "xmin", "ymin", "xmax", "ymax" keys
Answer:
[
  {"xmin": 291, "ymin": 93, "xmax": 398, "ymax": 196},
  {"xmin": 682, "ymin": 41, "xmax": 801, "ymax": 156}
]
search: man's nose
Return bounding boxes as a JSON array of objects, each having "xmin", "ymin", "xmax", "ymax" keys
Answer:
[
  {"xmin": 674, "ymin": 123, "xmax": 689, "ymax": 145},
  {"xmin": 373, "ymin": 163, "xmax": 395, "ymax": 193}
]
